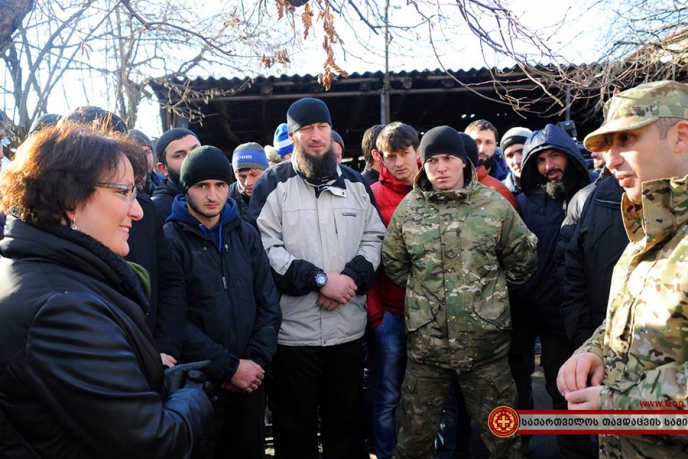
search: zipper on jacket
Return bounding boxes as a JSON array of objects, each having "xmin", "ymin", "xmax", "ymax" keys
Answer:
[{"xmin": 221, "ymin": 243, "xmax": 229, "ymax": 291}]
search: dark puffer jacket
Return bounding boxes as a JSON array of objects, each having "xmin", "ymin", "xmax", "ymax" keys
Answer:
[
  {"xmin": 515, "ymin": 124, "xmax": 591, "ymax": 337},
  {"xmin": 151, "ymin": 178, "xmax": 182, "ymax": 220},
  {"xmin": 164, "ymin": 196, "xmax": 281, "ymax": 384},
  {"xmin": 228, "ymin": 182, "xmax": 251, "ymax": 222},
  {"xmin": 0, "ymin": 216, "xmax": 211, "ymax": 459},
  {"xmin": 561, "ymin": 176, "xmax": 627, "ymax": 346}
]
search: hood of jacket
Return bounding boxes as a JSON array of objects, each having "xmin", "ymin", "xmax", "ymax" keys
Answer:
[
  {"xmin": 520, "ymin": 124, "xmax": 590, "ymax": 196},
  {"xmin": 167, "ymin": 194, "xmax": 241, "ymax": 248},
  {"xmin": 489, "ymin": 150, "xmax": 509, "ymax": 181}
]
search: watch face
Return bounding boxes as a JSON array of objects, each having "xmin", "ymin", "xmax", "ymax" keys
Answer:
[{"xmin": 315, "ymin": 272, "xmax": 328, "ymax": 287}]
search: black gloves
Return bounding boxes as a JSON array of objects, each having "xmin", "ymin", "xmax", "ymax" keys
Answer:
[
  {"xmin": 185, "ymin": 370, "xmax": 216, "ymax": 403},
  {"xmin": 163, "ymin": 360, "xmax": 211, "ymax": 398}
]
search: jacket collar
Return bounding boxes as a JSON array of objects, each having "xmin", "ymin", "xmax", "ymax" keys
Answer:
[
  {"xmin": 167, "ymin": 195, "xmax": 241, "ymax": 251},
  {"xmin": 1, "ymin": 216, "xmax": 150, "ymax": 313},
  {"xmin": 476, "ymin": 165, "xmax": 488, "ymax": 181},
  {"xmin": 152, "ymin": 177, "xmax": 182, "ymax": 198},
  {"xmin": 290, "ymin": 156, "xmax": 347, "ymax": 198},
  {"xmin": 622, "ymin": 175, "xmax": 688, "ymax": 254},
  {"xmin": 378, "ymin": 160, "xmax": 419, "ymax": 194}
]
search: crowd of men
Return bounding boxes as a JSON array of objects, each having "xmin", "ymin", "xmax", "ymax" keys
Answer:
[{"xmin": 2, "ymin": 80, "xmax": 688, "ymax": 459}]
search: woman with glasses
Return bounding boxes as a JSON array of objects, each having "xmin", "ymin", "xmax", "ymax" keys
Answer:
[{"xmin": 0, "ymin": 123, "xmax": 212, "ymax": 458}]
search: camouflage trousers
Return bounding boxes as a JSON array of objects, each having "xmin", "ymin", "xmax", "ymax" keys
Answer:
[
  {"xmin": 395, "ymin": 356, "xmax": 522, "ymax": 459},
  {"xmin": 600, "ymin": 433, "xmax": 688, "ymax": 458}
]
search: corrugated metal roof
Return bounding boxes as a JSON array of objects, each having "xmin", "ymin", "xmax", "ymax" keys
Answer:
[{"xmin": 149, "ymin": 66, "xmax": 598, "ymax": 167}]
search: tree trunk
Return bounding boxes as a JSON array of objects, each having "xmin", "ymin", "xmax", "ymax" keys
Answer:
[{"xmin": 0, "ymin": 0, "xmax": 35, "ymax": 51}]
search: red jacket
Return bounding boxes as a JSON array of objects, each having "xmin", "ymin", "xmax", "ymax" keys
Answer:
[
  {"xmin": 367, "ymin": 162, "xmax": 417, "ymax": 328},
  {"xmin": 476, "ymin": 166, "xmax": 519, "ymax": 211}
]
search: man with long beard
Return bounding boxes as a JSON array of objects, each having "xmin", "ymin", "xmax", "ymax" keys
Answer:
[
  {"xmin": 516, "ymin": 124, "xmax": 595, "ymax": 458},
  {"xmin": 249, "ymin": 97, "xmax": 385, "ymax": 459}
]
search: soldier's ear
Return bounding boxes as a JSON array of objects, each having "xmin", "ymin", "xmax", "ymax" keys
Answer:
[{"xmin": 673, "ymin": 120, "xmax": 688, "ymax": 157}]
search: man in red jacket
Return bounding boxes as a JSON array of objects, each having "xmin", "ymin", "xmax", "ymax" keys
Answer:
[{"xmin": 367, "ymin": 121, "xmax": 421, "ymax": 459}]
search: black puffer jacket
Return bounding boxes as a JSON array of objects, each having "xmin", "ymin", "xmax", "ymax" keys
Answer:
[
  {"xmin": 151, "ymin": 178, "xmax": 182, "ymax": 220},
  {"xmin": 164, "ymin": 196, "xmax": 281, "ymax": 384},
  {"xmin": 561, "ymin": 176, "xmax": 627, "ymax": 346},
  {"xmin": 515, "ymin": 124, "xmax": 591, "ymax": 337},
  {"xmin": 228, "ymin": 182, "xmax": 250, "ymax": 222},
  {"xmin": 0, "ymin": 216, "xmax": 211, "ymax": 459}
]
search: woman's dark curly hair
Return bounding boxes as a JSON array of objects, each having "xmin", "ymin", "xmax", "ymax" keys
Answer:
[{"xmin": 0, "ymin": 122, "xmax": 146, "ymax": 228}]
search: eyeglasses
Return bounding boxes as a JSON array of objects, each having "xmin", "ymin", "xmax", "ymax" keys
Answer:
[{"xmin": 94, "ymin": 182, "xmax": 138, "ymax": 203}]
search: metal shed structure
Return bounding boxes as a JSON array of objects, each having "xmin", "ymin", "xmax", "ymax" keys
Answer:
[{"xmin": 150, "ymin": 67, "xmax": 599, "ymax": 168}]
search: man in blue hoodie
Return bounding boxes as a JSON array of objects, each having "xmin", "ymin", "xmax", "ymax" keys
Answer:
[
  {"xmin": 164, "ymin": 146, "xmax": 282, "ymax": 459},
  {"xmin": 515, "ymin": 124, "xmax": 595, "ymax": 458}
]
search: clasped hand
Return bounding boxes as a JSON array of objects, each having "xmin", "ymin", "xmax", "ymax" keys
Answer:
[
  {"xmin": 556, "ymin": 352, "xmax": 605, "ymax": 410},
  {"xmin": 317, "ymin": 272, "xmax": 357, "ymax": 311},
  {"xmin": 222, "ymin": 359, "xmax": 264, "ymax": 393}
]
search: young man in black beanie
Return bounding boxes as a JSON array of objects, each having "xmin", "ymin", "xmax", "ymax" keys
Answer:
[
  {"xmin": 249, "ymin": 97, "xmax": 386, "ymax": 459},
  {"xmin": 152, "ymin": 127, "xmax": 201, "ymax": 220},
  {"xmin": 164, "ymin": 145, "xmax": 282, "ymax": 459},
  {"xmin": 381, "ymin": 126, "xmax": 537, "ymax": 459}
]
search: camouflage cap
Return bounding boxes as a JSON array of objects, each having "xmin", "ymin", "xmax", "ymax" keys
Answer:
[{"xmin": 583, "ymin": 80, "xmax": 688, "ymax": 152}]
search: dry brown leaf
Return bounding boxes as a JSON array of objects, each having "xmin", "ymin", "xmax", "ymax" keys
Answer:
[{"xmin": 302, "ymin": 3, "xmax": 313, "ymax": 39}]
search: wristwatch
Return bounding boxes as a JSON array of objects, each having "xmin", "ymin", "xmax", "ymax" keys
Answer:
[{"xmin": 315, "ymin": 271, "xmax": 328, "ymax": 288}]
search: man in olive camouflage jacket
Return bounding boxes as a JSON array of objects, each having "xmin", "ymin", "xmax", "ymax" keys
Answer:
[
  {"xmin": 557, "ymin": 80, "xmax": 688, "ymax": 458},
  {"xmin": 382, "ymin": 126, "xmax": 538, "ymax": 459}
]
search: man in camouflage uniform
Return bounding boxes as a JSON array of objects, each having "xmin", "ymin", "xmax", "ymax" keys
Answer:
[
  {"xmin": 382, "ymin": 126, "xmax": 538, "ymax": 458},
  {"xmin": 557, "ymin": 80, "xmax": 688, "ymax": 458}
]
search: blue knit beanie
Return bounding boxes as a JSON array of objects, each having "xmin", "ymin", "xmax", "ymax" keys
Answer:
[
  {"xmin": 232, "ymin": 142, "xmax": 269, "ymax": 171},
  {"xmin": 273, "ymin": 123, "xmax": 293, "ymax": 157}
]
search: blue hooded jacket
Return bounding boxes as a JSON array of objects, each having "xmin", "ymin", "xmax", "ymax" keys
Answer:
[
  {"xmin": 164, "ymin": 195, "xmax": 282, "ymax": 383},
  {"xmin": 488, "ymin": 148, "xmax": 510, "ymax": 181},
  {"xmin": 515, "ymin": 124, "xmax": 592, "ymax": 337}
]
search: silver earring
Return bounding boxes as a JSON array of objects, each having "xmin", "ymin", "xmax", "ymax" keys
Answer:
[{"xmin": 71, "ymin": 218, "xmax": 78, "ymax": 231}]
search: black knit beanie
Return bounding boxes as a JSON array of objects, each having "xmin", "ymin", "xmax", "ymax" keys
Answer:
[
  {"xmin": 180, "ymin": 146, "xmax": 233, "ymax": 193},
  {"xmin": 128, "ymin": 129, "xmax": 153, "ymax": 151},
  {"xmin": 287, "ymin": 98, "xmax": 332, "ymax": 133},
  {"xmin": 458, "ymin": 132, "xmax": 479, "ymax": 167},
  {"xmin": 332, "ymin": 130, "xmax": 345, "ymax": 152},
  {"xmin": 155, "ymin": 128, "xmax": 198, "ymax": 159},
  {"xmin": 420, "ymin": 126, "xmax": 467, "ymax": 163}
]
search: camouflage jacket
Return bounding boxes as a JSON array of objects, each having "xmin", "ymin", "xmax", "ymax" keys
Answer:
[
  {"xmin": 382, "ymin": 168, "xmax": 537, "ymax": 369},
  {"xmin": 578, "ymin": 177, "xmax": 688, "ymax": 455}
]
